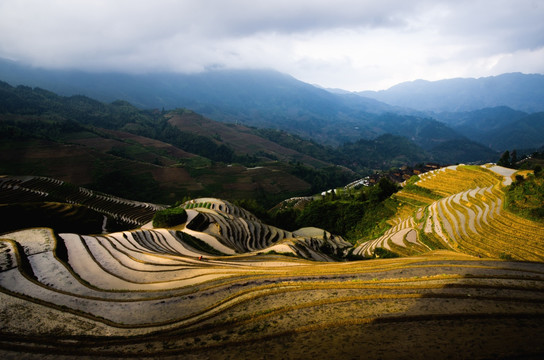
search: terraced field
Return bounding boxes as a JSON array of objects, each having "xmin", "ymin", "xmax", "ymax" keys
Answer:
[
  {"xmin": 1, "ymin": 230, "xmax": 543, "ymax": 359},
  {"xmin": 354, "ymin": 165, "xmax": 544, "ymax": 261},
  {"xmin": 0, "ymin": 175, "xmax": 165, "ymax": 227},
  {"xmin": 1, "ymin": 165, "xmax": 544, "ymax": 359}
]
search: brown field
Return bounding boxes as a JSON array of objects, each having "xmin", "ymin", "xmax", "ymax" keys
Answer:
[
  {"xmin": 167, "ymin": 111, "xmax": 329, "ymax": 167},
  {"xmin": 1, "ymin": 242, "xmax": 543, "ymax": 360},
  {"xmin": 0, "ymin": 135, "xmax": 313, "ymax": 203}
]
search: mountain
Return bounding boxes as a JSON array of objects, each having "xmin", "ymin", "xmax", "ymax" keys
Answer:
[
  {"xmin": 165, "ymin": 109, "xmax": 331, "ymax": 168},
  {"xmin": 433, "ymin": 107, "xmax": 544, "ymax": 151},
  {"xmin": 1, "ymin": 81, "xmax": 363, "ymax": 205},
  {"xmin": 429, "ymin": 138, "xmax": 499, "ymax": 164},
  {"xmin": 0, "ymin": 58, "xmax": 461, "ymax": 148},
  {"xmin": 2, "ymin": 79, "xmax": 482, "ymax": 181},
  {"xmin": 486, "ymin": 112, "xmax": 544, "ymax": 151},
  {"xmin": 335, "ymin": 134, "xmax": 429, "ymax": 171},
  {"xmin": 358, "ymin": 73, "xmax": 544, "ymax": 113},
  {"xmin": 1, "ymin": 165, "xmax": 543, "ymax": 359},
  {"xmin": 434, "ymin": 106, "xmax": 528, "ymax": 130}
]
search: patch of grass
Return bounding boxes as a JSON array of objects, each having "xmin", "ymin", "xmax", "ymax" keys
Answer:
[
  {"xmin": 402, "ymin": 184, "xmax": 442, "ymax": 200},
  {"xmin": 152, "ymin": 207, "xmax": 187, "ymax": 228}
]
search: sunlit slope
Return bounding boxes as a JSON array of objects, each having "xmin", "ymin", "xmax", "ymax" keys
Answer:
[
  {"xmin": 2, "ymin": 189, "xmax": 544, "ymax": 358},
  {"xmin": 354, "ymin": 165, "xmax": 544, "ymax": 261},
  {"xmin": 1, "ymin": 229, "xmax": 543, "ymax": 359},
  {"xmin": 178, "ymin": 198, "xmax": 351, "ymax": 260}
]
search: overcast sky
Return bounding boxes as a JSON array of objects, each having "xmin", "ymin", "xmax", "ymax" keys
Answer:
[{"xmin": 0, "ymin": 0, "xmax": 543, "ymax": 91}]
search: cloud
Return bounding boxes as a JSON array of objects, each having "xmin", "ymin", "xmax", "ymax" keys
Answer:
[{"xmin": 0, "ymin": 0, "xmax": 543, "ymax": 90}]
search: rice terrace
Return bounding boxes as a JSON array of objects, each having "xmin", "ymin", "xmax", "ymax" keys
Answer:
[
  {"xmin": 2, "ymin": 2, "xmax": 544, "ymax": 358},
  {"xmin": 1, "ymin": 164, "xmax": 544, "ymax": 359}
]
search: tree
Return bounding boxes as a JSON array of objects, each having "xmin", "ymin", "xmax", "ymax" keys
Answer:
[
  {"xmin": 498, "ymin": 150, "xmax": 511, "ymax": 168},
  {"xmin": 152, "ymin": 207, "xmax": 187, "ymax": 228},
  {"xmin": 511, "ymin": 149, "xmax": 518, "ymax": 167}
]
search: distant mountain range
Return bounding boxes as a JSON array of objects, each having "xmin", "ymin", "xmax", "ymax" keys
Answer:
[
  {"xmin": 358, "ymin": 73, "xmax": 544, "ymax": 113},
  {"xmin": 1, "ymin": 57, "xmax": 543, "ymax": 155},
  {"xmin": 434, "ymin": 107, "xmax": 544, "ymax": 151}
]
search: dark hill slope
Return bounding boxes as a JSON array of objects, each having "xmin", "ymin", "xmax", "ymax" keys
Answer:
[
  {"xmin": 487, "ymin": 112, "xmax": 544, "ymax": 151},
  {"xmin": 165, "ymin": 109, "xmax": 330, "ymax": 168},
  {"xmin": 0, "ymin": 59, "xmax": 463, "ymax": 149},
  {"xmin": 0, "ymin": 82, "xmax": 342, "ymax": 204},
  {"xmin": 435, "ymin": 107, "xmax": 544, "ymax": 151}
]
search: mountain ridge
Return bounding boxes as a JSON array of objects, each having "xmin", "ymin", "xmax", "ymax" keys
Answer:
[
  {"xmin": 357, "ymin": 72, "xmax": 544, "ymax": 113},
  {"xmin": 0, "ymin": 58, "xmax": 484, "ymax": 149}
]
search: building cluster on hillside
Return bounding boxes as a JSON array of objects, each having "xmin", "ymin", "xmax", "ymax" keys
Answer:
[
  {"xmin": 345, "ymin": 163, "xmax": 441, "ymax": 190},
  {"xmin": 387, "ymin": 163, "xmax": 441, "ymax": 183}
]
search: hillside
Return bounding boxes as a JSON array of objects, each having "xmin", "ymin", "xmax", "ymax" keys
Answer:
[
  {"xmin": 165, "ymin": 109, "xmax": 330, "ymax": 168},
  {"xmin": 354, "ymin": 165, "xmax": 544, "ymax": 261},
  {"xmin": 0, "ymin": 60, "xmax": 479, "ymax": 155},
  {"xmin": 434, "ymin": 107, "xmax": 544, "ymax": 151},
  {"xmin": 7, "ymin": 80, "xmax": 505, "ymax": 207},
  {"xmin": 1, "ymin": 164, "xmax": 544, "ymax": 358},
  {"xmin": 0, "ymin": 175, "xmax": 166, "ymax": 234},
  {"xmin": 3, "ymin": 60, "xmax": 542, "ymax": 160},
  {"xmin": 1, "ymin": 82, "xmax": 364, "ymax": 205},
  {"xmin": 484, "ymin": 112, "xmax": 544, "ymax": 151}
]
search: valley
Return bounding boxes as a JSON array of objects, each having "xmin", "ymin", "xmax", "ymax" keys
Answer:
[
  {"xmin": 1, "ymin": 161, "xmax": 543, "ymax": 359},
  {"xmin": 2, "ymin": 0, "xmax": 544, "ymax": 357},
  {"xmin": 1, "ymin": 68, "xmax": 544, "ymax": 359}
]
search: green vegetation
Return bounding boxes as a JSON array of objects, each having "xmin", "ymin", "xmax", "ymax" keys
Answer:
[
  {"xmin": 271, "ymin": 178, "xmax": 399, "ymax": 243},
  {"xmin": 257, "ymin": 132, "xmax": 436, "ymax": 175},
  {"xmin": 152, "ymin": 207, "xmax": 187, "ymax": 227},
  {"xmin": 185, "ymin": 202, "xmax": 212, "ymax": 209},
  {"xmin": 505, "ymin": 171, "xmax": 544, "ymax": 222},
  {"xmin": 254, "ymin": 128, "xmax": 334, "ymax": 162},
  {"xmin": 334, "ymin": 134, "xmax": 429, "ymax": 173},
  {"xmin": 91, "ymin": 170, "xmax": 162, "ymax": 203},
  {"xmin": 498, "ymin": 150, "xmax": 514, "ymax": 168},
  {"xmin": 0, "ymin": 82, "xmax": 359, "ymax": 205},
  {"xmin": 0, "ymin": 83, "xmax": 234, "ymax": 161},
  {"xmin": 402, "ymin": 183, "xmax": 442, "ymax": 201},
  {"xmin": 288, "ymin": 162, "xmax": 357, "ymax": 194},
  {"xmin": 430, "ymin": 138, "xmax": 498, "ymax": 164}
]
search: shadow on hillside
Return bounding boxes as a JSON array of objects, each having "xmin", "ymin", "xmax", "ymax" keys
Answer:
[{"xmin": 182, "ymin": 258, "xmax": 544, "ymax": 360}]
